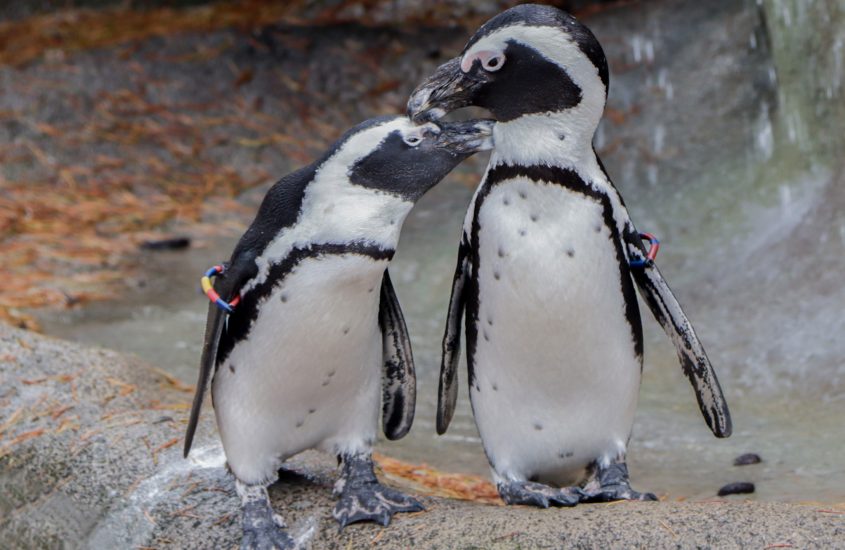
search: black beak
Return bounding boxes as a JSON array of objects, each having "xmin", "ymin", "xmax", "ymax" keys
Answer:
[
  {"xmin": 433, "ymin": 119, "xmax": 495, "ymax": 155},
  {"xmin": 407, "ymin": 57, "xmax": 485, "ymax": 123}
]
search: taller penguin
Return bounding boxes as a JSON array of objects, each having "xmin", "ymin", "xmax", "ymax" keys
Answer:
[
  {"xmin": 408, "ymin": 4, "xmax": 732, "ymax": 506},
  {"xmin": 184, "ymin": 115, "xmax": 493, "ymax": 549}
]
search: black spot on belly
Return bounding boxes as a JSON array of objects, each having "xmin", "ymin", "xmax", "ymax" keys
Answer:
[
  {"xmin": 594, "ymin": 224, "xmax": 602, "ymax": 233},
  {"xmin": 559, "ymin": 450, "xmax": 575, "ymax": 459},
  {"xmin": 497, "ymin": 247, "xmax": 505, "ymax": 258},
  {"xmin": 533, "ymin": 422, "xmax": 543, "ymax": 431},
  {"xmin": 503, "ymin": 197, "xmax": 510, "ymax": 206},
  {"xmin": 566, "ymin": 248, "xmax": 575, "ymax": 258},
  {"xmin": 342, "ymin": 327, "xmax": 350, "ymax": 335},
  {"xmin": 519, "ymin": 191, "xmax": 527, "ymax": 199},
  {"xmin": 487, "ymin": 316, "xmax": 493, "ymax": 326},
  {"xmin": 493, "ymin": 271, "xmax": 501, "ymax": 280},
  {"xmin": 471, "ymin": 163, "xmax": 644, "ymax": 391},
  {"xmin": 296, "ymin": 419, "xmax": 304, "ymax": 428},
  {"xmin": 328, "ymin": 370, "xmax": 336, "ymax": 377},
  {"xmin": 280, "ymin": 294, "xmax": 288, "ymax": 303},
  {"xmin": 308, "ymin": 408, "xmax": 316, "ymax": 414},
  {"xmin": 229, "ymin": 364, "xmax": 236, "ymax": 374},
  {"xmin": 483, "ymin": 330, "xmax": 490, "ymax": 342},
  {"xmin": 518, "ymin": 229, "xmax": 527, "ymax": 237},
  {"xmin": 322, "ymin": 379, "xmax": 330, "ymax": 387},
  {"xmin": 491, "ymin": 383, "xmax": 498, "ymax": 391},
  {"xmin": 530, "ymin": 214, "xmax": 539, "ymax": 222},
  {"xmin": 558, "ymin": 133, "xmax": 566, "ymax": 141},
  {"xmin": 368, "ymin": 287, "xmax": 375, "ymax": 293}
]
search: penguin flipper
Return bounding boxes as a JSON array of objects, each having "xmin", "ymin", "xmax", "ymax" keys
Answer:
[
  {"xmin": 626, "ymin": 233, "xmax": 732, "ymax": 438},
  {"xmin": 379, "ymin": 268, "xmax": 416, "ymax": 440},
  {"xmin": 437, "ymin": 236, "xmax": 469, "ymax": 435},
  {"xmin": 183, "ymin": 253, "xmax": 257, "ymax": 458},
  {"xmin": 184, "ymin": 301, "xmax": 226, "ymax": 457}
]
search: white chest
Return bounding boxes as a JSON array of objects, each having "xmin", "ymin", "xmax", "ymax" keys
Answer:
[
  {"xmin": 212, "ymin": 253, "xmax": 387, "ymax": 483},
  {"xmin": 468, "ymin": 177, "xmax": 642, "ymax": 484}
]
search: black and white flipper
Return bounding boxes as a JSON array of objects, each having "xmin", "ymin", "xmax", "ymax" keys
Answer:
[
  {"xmin": 626, "ymin": 232, "xmax": 732, "ymax": 438},
  {"xmin": 183, "ymin": 302, "xmax": 225, "ymax": 458},
  {"xmin": 436, "ymin": 233, "xmax": 470, "ymax": 435},
  {"xmin": 378, "ymin": 269, "xmax": 416, "ymax": 441},
  {"xmin": 184, "ymin": 257, "xmax": 256, "ymax": 458}
]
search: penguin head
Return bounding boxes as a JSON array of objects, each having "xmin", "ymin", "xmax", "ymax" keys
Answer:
[
  {"xmin": 407, "ymin": 4, "xmax": 608, "ymax": 134},
  {"xmin": 344, "ymin": 116, "xmax": 493, "ymax": 202}
]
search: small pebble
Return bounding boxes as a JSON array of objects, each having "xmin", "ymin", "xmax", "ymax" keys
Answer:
[
  {"xmin": 733, "ymin": 453, "xmax": 762, "ymax": 466},
  {"xmin": 718, "ymin": 482, "xmax": 755, "ymax": 496},
  {"xmin": 139, "ymin": 237, "xmax": 191, "ymax": 250}
]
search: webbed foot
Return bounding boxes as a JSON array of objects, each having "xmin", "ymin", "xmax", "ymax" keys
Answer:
[
  {"xmin": 238, "ymin": 481, "xmax": 295, "ymax": 550},
  {"xmin": 497, "ymin": 480, "xmax": 581, "ymax": 508},
  {"xmin": 332, "ymin": 452, "xmax": 424, "ymax": 528},
  {"xmin": 579, "ymin": 462, "xmax": 657, "ymax": 503}
]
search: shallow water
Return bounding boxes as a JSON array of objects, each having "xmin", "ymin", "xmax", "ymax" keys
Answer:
[{"xmin": 40, "ymin": 0, "xmax": 845, "ymax": 503}]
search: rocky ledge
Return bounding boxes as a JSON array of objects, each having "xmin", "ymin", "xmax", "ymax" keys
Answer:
[{"xmin": 0, "ymin": 324, "xmax": 842, "ymax": 549}]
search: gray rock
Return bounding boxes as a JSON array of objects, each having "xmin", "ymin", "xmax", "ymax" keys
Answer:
[{"xmin": 1, "ymin": 324, "xmax": 843, "ymax": 549}]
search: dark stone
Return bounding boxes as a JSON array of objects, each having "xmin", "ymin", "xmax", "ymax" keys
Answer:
[
  {"xmin": 139, "ymin": 237, "xmax": 191, "ymax": 251},
  {"xmin": 733, "ymin": 453, "xmax": 762, "ymax": 466},
  {"xmin": 718, "ymin": 482, "xmax": 755, "ymax": 496}
]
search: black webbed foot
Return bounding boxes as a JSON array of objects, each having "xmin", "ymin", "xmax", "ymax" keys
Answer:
[
  {"xmin": 579, "ymin": 462, "xmax": 658, "ymax": 503},
  {"xmin": 497, "ymin": 480, "xmax": 581, "ymax": 508},
  {"xmin": 238, "ymin": 481, "xmax": 295, "ymax": 550},
  {"xmin": 332, "ymin": 452, "xmax": 424, "ymax": 528}
]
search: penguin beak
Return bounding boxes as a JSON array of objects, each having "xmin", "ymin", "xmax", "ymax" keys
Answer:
[
  {"xmin": 407, "ymin": 57, "xmax": 485, "ymax": 123},
  {"xmin": 433, "ymin": 119, "xmax": 495, "ymax": 155}
]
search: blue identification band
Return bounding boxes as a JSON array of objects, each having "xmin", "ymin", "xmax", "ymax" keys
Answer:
[{"xmin": 629, "ymin": 233, "xmax": 660, "ymax": 268}]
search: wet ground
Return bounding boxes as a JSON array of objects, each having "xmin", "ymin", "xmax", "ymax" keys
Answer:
[{"xmin": 22, "ymin": 0, "xmax": 845, "ymax": 504}]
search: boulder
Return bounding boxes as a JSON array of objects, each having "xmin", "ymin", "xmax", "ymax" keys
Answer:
[{"xmin": 1, "ymin": 325, "xmax": 842, "ymax": 549}]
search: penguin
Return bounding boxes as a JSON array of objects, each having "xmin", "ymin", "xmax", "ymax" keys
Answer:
[
  {"xmin": 183, "ymin": 115, "xmax": 493, "ymax": 548},
  {"xmin": 406, "ymin": 4, "xmax": 731, "ymax": 507}
]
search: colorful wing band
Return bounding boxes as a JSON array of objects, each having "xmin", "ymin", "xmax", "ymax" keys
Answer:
[
  {"xmin": 201, "ymin": 265, "xmax": 241, "ymax": 313},
  {"xmin": 629, "ymin": 232, "xmax": 660, "ymax": 268}
]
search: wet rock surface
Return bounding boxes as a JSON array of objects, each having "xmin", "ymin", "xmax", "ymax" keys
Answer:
[{"xmin": 2, "ymin": 324, "xmax": 844, "ymax": 549}]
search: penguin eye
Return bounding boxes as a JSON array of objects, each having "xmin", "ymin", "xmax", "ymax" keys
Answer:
[
  {"xmin": 403, "ymin": 135, "xmax": 422, "ymax": 147},
  {"xmin": 482, "ymin": 53, "xmax": 505, "ymax": 72}
]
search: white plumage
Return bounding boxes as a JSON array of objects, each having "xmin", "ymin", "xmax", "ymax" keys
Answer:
[
  {"xmin": 214, "ymin": 254, "xmax": 387, "ymax": 485},
  {"xmin": 470, "ymin": 168, "xmax": 640, "ymax": 485}
]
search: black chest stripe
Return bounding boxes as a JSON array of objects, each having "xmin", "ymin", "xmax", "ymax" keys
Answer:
[
  {"xmin": 464, "ymin": 163, "xmax": 642, "ymax": 387},
  {"xmin": 217, "ymin": 242, "xmax": 394, "ymax": 365}
]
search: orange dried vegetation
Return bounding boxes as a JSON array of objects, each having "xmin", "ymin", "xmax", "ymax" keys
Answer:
[{"xmin": 374, "ymin": 453, "xmax": 502, "ymax": 505}]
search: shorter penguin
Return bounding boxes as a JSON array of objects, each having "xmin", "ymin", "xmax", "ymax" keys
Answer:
[{"xmin": 184, "ymin": 115, "xmax": 493, "ymax": 549}]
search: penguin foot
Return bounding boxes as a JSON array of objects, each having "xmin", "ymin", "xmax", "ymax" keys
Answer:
[
  {"xmin": 333, "ymin": 482, "xmax": 424, "ymax": 528},
  {"xmin": 237, "ymin": 481, "xmax": 295, "ymax": 550},
  {"xmin": 241, "ymin": 507, "xmax": 295, "ymax": 550},
  {"xmin": 579, "ymin": 462, "xmax": 657, "ymax": 503},
  {"xmin": 333, "ymin": 452, "xmax": 424, "ymax": 528},
  {"xmin": 497, "ymin": 480, "xmax": 581, "ymax": 508}
]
